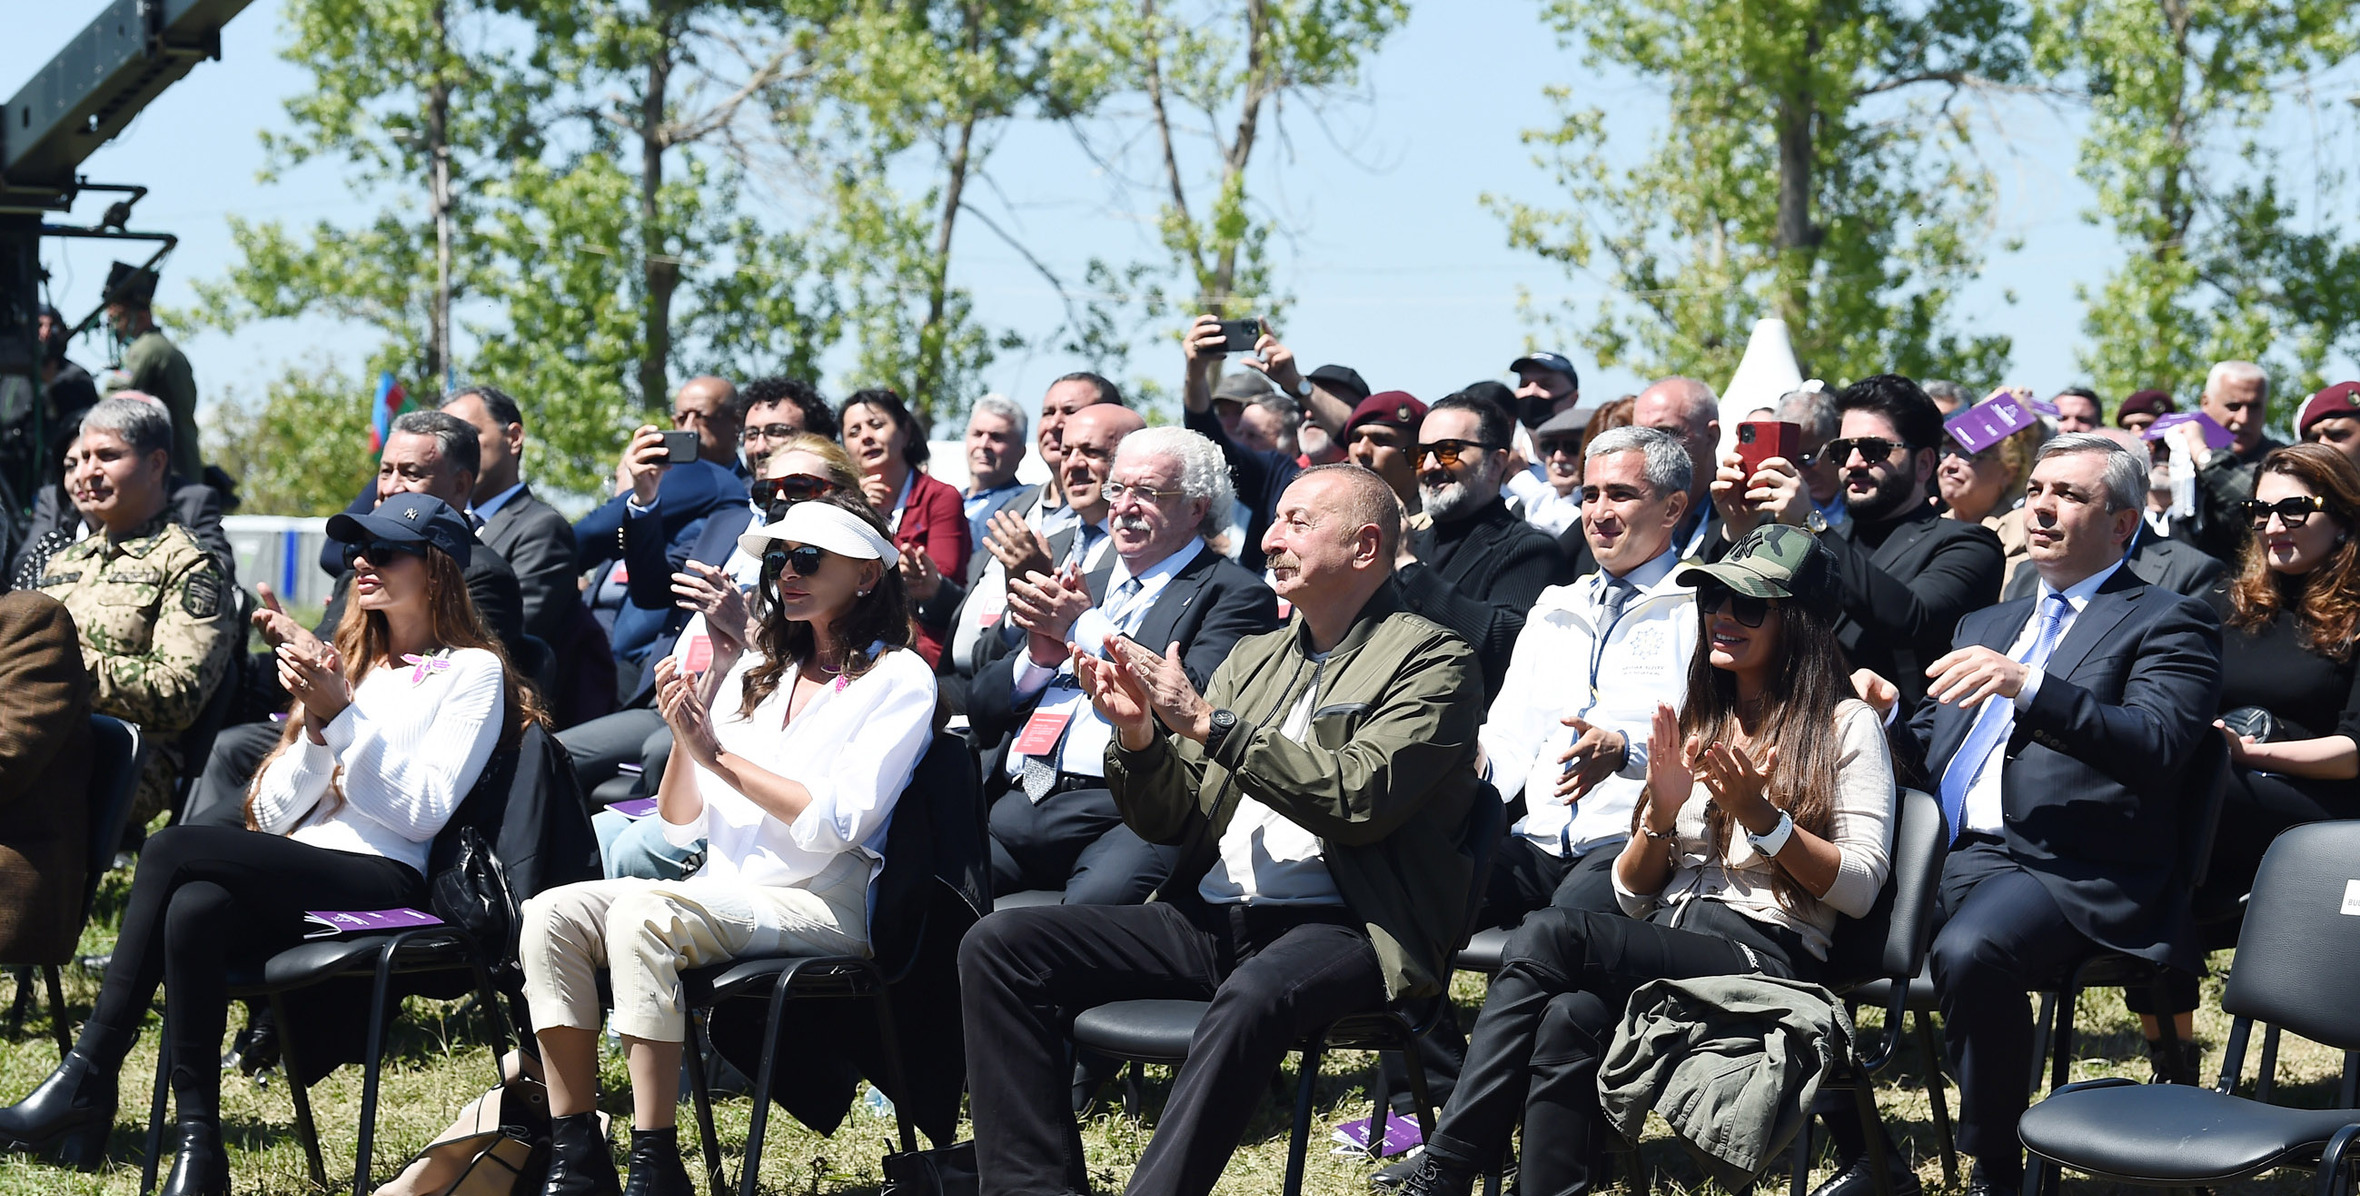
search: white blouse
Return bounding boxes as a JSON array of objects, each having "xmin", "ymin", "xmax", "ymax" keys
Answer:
[
  {"xmin": 659, "ymin": 645, "xmax": 935, "ymax": 892},
  {"xmin": 248, "ymin": 647, "xmax": 505, "ymax": 876}
]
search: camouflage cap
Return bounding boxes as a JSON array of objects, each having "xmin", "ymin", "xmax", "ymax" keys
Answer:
[{"xmin": 1676, "ymin": 523, "xmax": 1835, "ymax": 602}]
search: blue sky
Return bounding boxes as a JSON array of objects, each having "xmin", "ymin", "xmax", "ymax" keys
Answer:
[{"xmin": 11, "ymin": 0, "xmax": 2354, "ymax": 424}]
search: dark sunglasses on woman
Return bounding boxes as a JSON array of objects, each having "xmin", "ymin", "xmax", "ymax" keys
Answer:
[
  {"xmin": 340, "ymin": 538, "xmax": 429, "ymax": 570},
  {"xmin": 761, "ymin": 544, "xmax": 829, "ymax": 581},
  {"xmin": 1693, "ymin": 581, "xmax": 1772, "ymax": 628},
  {"xmin": 2238, "ymin": 495, "xmax": 2329, "ymax": 529},
  {"xmin": 753, "ymin": 474, "xmax": 838, "ymax": 508}
]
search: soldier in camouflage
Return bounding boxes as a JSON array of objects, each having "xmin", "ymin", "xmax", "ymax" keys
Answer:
[{"xmin": 37, "ymin": 397, "xmax": 237, "ymax": 825}]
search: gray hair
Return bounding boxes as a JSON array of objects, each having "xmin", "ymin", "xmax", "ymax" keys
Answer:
[
  {"xmin": 1920, "ymin": 379, "xmax": 1975, "ymax": 409},
  {"xmin": 390, "ymin": 408, "xmax": 481, "ymax": 478},
  {"xmin": 1116, "ymin": 425, "xmax": 1235, "ymax": 539},
  {"xmin": 1586, "ymin": 425, "xmax": 1692, "ymax": 498},
  {"xmin": 2034, "ymin": 432, "xmax": 2146, "ymax": 512},
  {"xmin": 80, "ymin": 396, "xmax": 174, "ymax": 461},
  {"xmin": 968, "ymin": 393, "xmax": 1029, "ymax": 443},
  {"xmin": 1777, "ymin": 388, "xmax": 1841, "ymax": 441},
  {"xmin": 2205, "ymin": 360, "xmax": 2269, "ymax": 402},
  {"xmin": 1249, "ymin": 391, "xmax": 1302, "ymax": 424}
]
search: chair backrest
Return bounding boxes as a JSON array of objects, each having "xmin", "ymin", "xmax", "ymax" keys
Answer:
[
  {"xmin": 1450, "ymin": 781, "xmax": 1508, "ymax": 952},
  {"xmin": 1820, "ymin": 787, "xmax": 1944, "ymax": 992},
  {"xmin": 82, "ymin": 716, "xmax": 146, "ymax": 919},
  {"xmin": 428, "ymin": 720, "xmax": 601, "ymax": 905},
  {"xmin": 2221, "ymin": 821, "xmax": 2360, "ymax": 1051}
]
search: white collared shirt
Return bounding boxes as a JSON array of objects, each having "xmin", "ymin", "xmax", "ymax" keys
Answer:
[
  {"xmin": 1960, "ymin": 559, "xmax": 2125, "ymax": 835},
  {"xmin": 1006, "ymin": 538, "xmax": 1204, "ymax": 780},
  {"xmin": 1199, "ymin": 662, "xmax": 1343, "ymax": 906}
]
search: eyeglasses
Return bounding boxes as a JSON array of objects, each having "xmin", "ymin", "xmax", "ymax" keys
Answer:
[
  {"xmin": 1823, "ymin": 436, "xmax": 1908, "ymax": 466},
  {"xmin": 761, "ymin": 544, "xmax": 830, "ymax": 581},
  {"xmin": 741, "ymin": 423, "xmax": 801, "ymax": 443},
  {"xmin": 752, "ymin": 474, "xmax": 837, "ymax": 507},
  {"xmin": 340, "ymin": 538, "xmax": 428, "ymax": 570},
  {"xmin": 1419, "ymin": 439, "xmax": 1496, "ymax": 468},
  {"xmin": 2240, "ymin": 495, "xmax": 2330, "ymax": 529},
  {"xmin": 1103, "ymin": 480, "xmax": 1185, "ymax": 505},
  {"xmin": 1694, "ymin": 581, "xmax": 1773, "ymax": 628}
]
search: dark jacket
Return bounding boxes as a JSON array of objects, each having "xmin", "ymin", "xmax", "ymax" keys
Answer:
[
  {"xmin": 0, "ymin": 593, "xmax": 95, "ymax": 962},
  {"xmin": 617, "ymin": 503, "xmax": 757, "ymax": 709},
  {"xmin": 1398, "ymin": 497, "xmax": 1571, "ymax": 701},
  {"xmin": 1825, "ymin": 503, "xmax": 2005, "ymax": 710},
  {"xmin": 478, "ymin": 484, "xmax": 581, "ymax": 646},
  {"xmin": 1106, "ymin": 582, "xmax": 1485, "ymax": 1000},
  {"xmin": 2002, "ymin": 527, "xmax": 2226, "ymax": 603},
  {"xmin": 578, "ymin": 460, "xmax": 747, "ymax": 669},
  {"xmin": 2175, "ymin": 437, "xmax": 2286, "ymax": 564},
  {"xmin": 1907, "ymin": 567, "xmax": 2222, "ymax": 969},
  {"xmin": 1183, "ymin": 404, "xmax": 1299, "ymax": 572}
]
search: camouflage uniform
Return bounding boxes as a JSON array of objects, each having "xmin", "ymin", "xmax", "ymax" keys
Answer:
[{"xmin": 38, "ymin": 513, "xmax": 238, "ymax": 824}]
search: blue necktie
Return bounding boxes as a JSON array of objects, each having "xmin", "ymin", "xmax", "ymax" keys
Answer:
[{"xmin": 1937, "ymin": 593, "xmax": 2071, "ymax": 842}]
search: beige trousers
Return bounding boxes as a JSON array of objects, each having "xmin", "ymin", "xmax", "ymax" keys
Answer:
[{"xmin": 518, "ymin": 852, "xmax": 870, "ymax": 1042}]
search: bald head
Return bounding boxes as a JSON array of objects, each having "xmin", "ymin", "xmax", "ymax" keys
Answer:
[
  {"xmin": 1632, "ymin": 377, "xmax": 1720, "ymax": 497},
  {"xmin": 1058, "ymin": 403, "xmax": 1145, "ymax": 522},
  {"xmin": 673, "ymin": 374, "xmax": 743, "ymax": 468}
]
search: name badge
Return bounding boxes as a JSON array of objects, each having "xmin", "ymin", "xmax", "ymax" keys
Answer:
[
  {"xmin": 682, "ymin": 634, "xmax": 713, "ymax": 674},
  {"xmin": 1013, "ymin": 710, "xmax": 1073, "ymax": 756}
]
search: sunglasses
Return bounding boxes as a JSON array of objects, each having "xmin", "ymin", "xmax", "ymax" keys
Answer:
[
  {"xmin": 1694, "ymin": 581, "xmax": 1773, "ymax": 628},
  {"xmin": 2240, "ymin": 495, "xmax": 2329, "ymax": 529},
  {"xmin": 1939, "ymin": 442, "xmax": 1998, "ymax": 464},
  {"xmin": 1823, "ymin": 436, "xmax": 1909, "ymax": 466},
  {"xmin": 1419, "ymin": 439, "xmax": 1496, "ymax": 468},
  {"xmin": 752, "ymin": 474, "xmax": 838, "ymax": 507},
  {"xmin": 340, "ymin": 538, "xmax": 428, "ymax": 570}
]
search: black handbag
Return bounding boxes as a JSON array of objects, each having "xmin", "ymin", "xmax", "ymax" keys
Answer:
[
  {"xmin": 2219, "ymin": 705, "xmax": 2287, "ymax": 744},
  {"xmin": 430, "ymin": 826, "xmax": 522, "ymax": 984},
  {"xmin": 880, "ymin": 1141, "xmax": 977, "ymax": 1196}
]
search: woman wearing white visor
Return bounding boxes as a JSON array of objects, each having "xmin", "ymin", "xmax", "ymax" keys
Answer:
[{"xmin": 519, "ymin": 492, "xmax": 936, "ymax": 1196}]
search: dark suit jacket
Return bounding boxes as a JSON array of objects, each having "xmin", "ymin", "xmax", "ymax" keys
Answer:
[
  {"xmin": 1827, "ymin": 503, "xmax": 2004, "ymax": 709},
  {"xmin": 0, "ymin": 592, "xmax": 95, "ymax": 962},
  {"xmin": 614, "ymin": 503, "xmax": 757, "ymax": 709},
  {"xmin": 478, "ymin": 484, "xmax": 580, "ymax": 646},
  {"xmin": 2002, "ymin": 529, "xmax": 2227, "ymax": 603},
  {"xmin": 1399, "ymin": 498, "xmax": 1571, "ymax": 701},
  {"xmin": 1909, "ymin": 567, "xmax": 2222, "ymax": 967},
  {"xmin": 581, "ymin": 459, "xmax": 747, "ymax": 667},
  {"xmin": 968, "ymin": 543, "xmax": 1279, "ymax": 782}
]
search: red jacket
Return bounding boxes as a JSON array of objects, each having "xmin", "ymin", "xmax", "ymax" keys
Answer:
[{"xmin": 893, "ymin": 471, "xmax": 972, "ymax": 667}]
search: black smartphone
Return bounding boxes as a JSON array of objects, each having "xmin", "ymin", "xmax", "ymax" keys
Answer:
[
  {"xmin": 660, "ymin": 428, "xmax": 700, "ymax": 465},
  {"xmin": 1216, "ymin": 318, "xmax": 1262, "ymax": 354}
]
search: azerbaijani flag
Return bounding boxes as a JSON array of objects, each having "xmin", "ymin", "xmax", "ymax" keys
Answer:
[{"xmin": 369, "ymin": 372, "xmax": 407, "ymax": 453}]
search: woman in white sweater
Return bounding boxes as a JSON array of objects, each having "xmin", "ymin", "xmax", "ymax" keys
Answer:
[
  {"xmin": 522, "ymin": 494, "xmax": 936, "ymax": 1196},
  {"xmin": 1401, "ymin": 525, "xmax": 1898, "ymax": 1196},
  {"xmin": 0, "ymin": 493, "xmax": 525, "ymax": 1196}
]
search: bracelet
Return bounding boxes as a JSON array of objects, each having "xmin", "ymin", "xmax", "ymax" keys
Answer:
[
  {"xmin": 1641, "ymin": 825, "xmax": 1677, "ymax": 842},
  {"xmin": 1746, "ymin": 809, "xmax": 1796, "ymax": 858}
]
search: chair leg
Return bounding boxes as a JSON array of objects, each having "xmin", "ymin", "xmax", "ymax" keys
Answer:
[
  {"xmin": 2316, "ymin": 1123, "xmax": 2360, "ymax": 1196},
  {"xmin": 4, "ymin": 965, "xmax": 31, "ymax": 1039},
  {"xmin": 2049, "ymin": 987, "xmax": 2079, "ymax": 1094},
  {"xmin": 737, "ymin": 967, "xmax": 801, "ymax": 1196},
  {"xmin": 1914, "ymin": 1013, "xmax": 1958, "ymax": 1185},
  {"xmin": 2259, "ymin": 1025, "xmax": 2283, "ymax": 1103},
  {"xmin": 2029, "ymin": 992, "xmax": 2057, "ymax": 1097},
  {"xmin": 1122, "ymin": 1060, "xmax": 1143, "ymax": 1120},
  {"xmin": 1401, "ymin": 1037, "xmax": 1436, "ymax": 1145},
  {"xmin": 139, "ymin": 1036, "xmax": 171, "ymax": 1196},
  {"xmin": 1283, "ymin": 1044, "xmax": 1324, "ymax": 1196},
  {"xmin": 349, "ymin": 948, "xmax": 404, "ymax": 1196},
  {"xmin": 684, "ymin": 1013, "xmax": 727, "ymax": 1196},
  {"xmin": 43, "ymin": 964, "xmax": 70, "ymax": 1058},
  {"xmin": 1789, "ymin": 1103, "xmax": 1814, "ymax": 1196},
  {"xmin": 271, "ymin": 994, "xmax": 329, "ymax": 1191},
  {"xmin": 1855, "ymin": 1080, "xmax": 1895, "ymax": 1196}
]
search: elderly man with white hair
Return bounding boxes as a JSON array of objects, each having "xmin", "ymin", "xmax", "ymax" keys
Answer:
[
  {"xmin": 2168, "ymin": 360, "xmax": 2286, "ymax": 563},
  {"xmin": 970, "ymin": 426, "xmax": 1281, "ymax": 906}
]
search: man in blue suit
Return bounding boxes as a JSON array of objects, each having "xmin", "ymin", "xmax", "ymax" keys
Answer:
[{"xmin": 1838, "ymin": 433, "xmax": 2221, "ymax": 1196}]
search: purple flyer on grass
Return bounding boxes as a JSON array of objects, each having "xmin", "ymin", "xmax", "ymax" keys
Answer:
[
  {"xmin": 2143, "ymin": 410, "xmax": 2236, "ymax": 450},
  {"xmin": 302, "ymin": 907, "xmax": 445, "ymax": 939},
  {"xmin": 1331, "ymin": 1115, "xmax": 1423, "ymax": 1157},
  {"xmin": 1946, "ymin": 394, "xmax": 2038, "ymax": 454}
]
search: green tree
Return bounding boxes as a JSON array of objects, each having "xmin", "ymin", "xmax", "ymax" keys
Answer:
[
  {"xmin": 209, "ymin": 362, "xmax": 382, "ymax": 516},
  {"xmin": 1491, "ymin": 0, "xmax": 2024, "ymax": 385},
  {"xmin": 2034, "ymin": 0, "xmax": 2360, "ymax": 402}
]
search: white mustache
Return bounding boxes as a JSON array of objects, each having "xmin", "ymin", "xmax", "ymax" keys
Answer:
[{"xmin": 1112, "ymin": 515, "xmax": 1154, "ymax": 535}]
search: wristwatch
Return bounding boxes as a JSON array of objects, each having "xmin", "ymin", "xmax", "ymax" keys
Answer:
[
  {"xmin": 1747, "ymin": 809, "xmax": 1797, "ymax": 857},
  {"xmin": 1291, "ymin": 376, "xmax": 1313, "ymax": 398},
  {"xmin": 1803, "ymin": 508, "xmax": 1829, "ymax": 534},
  {"xmin": 1204, "ymin": 707, "xmax": 1240, "ymax": 754}
]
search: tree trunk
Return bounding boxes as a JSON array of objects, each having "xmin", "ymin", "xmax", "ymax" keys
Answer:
[
  {"xmin": 1203, "ymin": 0, "xmax": 1270, "ymax": 314},
  {"xmin": 914, "ymin": 4, "xmax": 981, "ymax": 415},
  {"xmin": 637, "ymin": 9, "xmax": 680, "ymax": 412},
  {"xmin": 427, "ymin": 0, "xmax": 452, "ymax": 391},
  {"xmin": 1772, "ymin": 21, "xmax": 1821, "ymax": 337}
]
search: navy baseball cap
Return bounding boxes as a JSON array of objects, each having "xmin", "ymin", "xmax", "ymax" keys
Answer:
[
  {"xmin": 1307, "ymin": 364, "xmax": 1371, "ymax": 403},
  {"xmin": 327, "ymin": 492, "xmax": 473, "ymax": 567},
  {"xmin": 1508, "ymin": 351, "xmax": 1580, "ymax": 389}
]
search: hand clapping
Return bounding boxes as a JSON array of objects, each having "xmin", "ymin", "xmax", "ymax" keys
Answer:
[{"xmin": 655, "ymin": 654, "xmax": 722, "ymax": 768}]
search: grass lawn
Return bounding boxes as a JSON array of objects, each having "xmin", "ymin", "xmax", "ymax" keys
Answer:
[{"xmin": 1, "ymin": 867, "xmax": 2348, "ymax": 1196}]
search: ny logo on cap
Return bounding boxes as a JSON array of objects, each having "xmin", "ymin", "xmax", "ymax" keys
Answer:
[{"xmin": 402, "ymin": 506, "xmax": 423, "ymax": 521}]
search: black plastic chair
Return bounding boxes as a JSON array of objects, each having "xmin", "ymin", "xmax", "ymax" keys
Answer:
[
  {"xmin": 4, "ymin": 716, "xmax": 146, "ymax": 1056},
  {"xmin": 2018, "ymin": 821, "xmax": 2360, "ymax": 1196},
  {"xmin": 1790, "ymin": 788, "xmax": 1953, "ymax": 1195},
  {"xmin": 1067, "ymin": 786, "xmax": 1506, "ymax": 1196}
]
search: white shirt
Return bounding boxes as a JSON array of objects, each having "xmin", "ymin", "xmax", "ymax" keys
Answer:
[
  {"xmin": 473, "ymin": 480, "xmax": 530, "ymax": 522},
  {"xmin": 1504, "ymin": 469, "xmax": 1582, "ymax": 537},
  {"xmin": 1960, "ymin": 560, "xmax": 2125, "ymax": 835},
  {"xmin": 1199, "ymin": 676, "xmax": 1343, "ymax": 906},
  {"xmin": 1007, "ymin": 539, "xmax": 1203, "ymax": 780},
  {"xmin": 249, "ymin": 648, "xmax": 505, "ymax": 876},
  {"xmin": 659, "ymin": 646, "xmax": 936, "ymax": 893}
]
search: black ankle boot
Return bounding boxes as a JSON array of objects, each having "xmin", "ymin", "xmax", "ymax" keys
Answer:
[
  {"xmin": 621, "ymin": 1126, "xmax": 692, "ymax": 1196},
  {"xmin": 158, "ymin": 1117, "xmax": 230, "ymax": 1196},
  {"xmin": 0, "ymin": 1049, "xmax": 118, "ymax": 1169},
  {"xmin": 2147, "ymin": 1037, "xmax": 2202, "ymax": 1085},
  {"xmin": 542, "ymin": 1112, "xmax": 620, "ymax": 1196}
]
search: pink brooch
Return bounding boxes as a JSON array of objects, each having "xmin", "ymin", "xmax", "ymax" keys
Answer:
[{"xmin": 403, "ymin": 652, "xmax": 453, "ymax": 685}]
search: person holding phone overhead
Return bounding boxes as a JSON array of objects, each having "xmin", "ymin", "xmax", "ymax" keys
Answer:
[
  {"xmin": 838, "ymin": 388, "xmax": 969, "ymax": 667},
  {"xmin": 520, "ymin": 493, "xmax": 935, "ymax": 1196},
  {"xmin": 1180, "ymin": 314, "xmax": 1306, "ymax": 571}
]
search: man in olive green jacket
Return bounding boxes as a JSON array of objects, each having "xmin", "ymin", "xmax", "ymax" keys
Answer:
[{"xmin": 960, "ymin": 464, "xmax": 1486, "ymax": 1196}]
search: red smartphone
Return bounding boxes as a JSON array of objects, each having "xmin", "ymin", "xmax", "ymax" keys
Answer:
[{"xmin": 1736, "ymin": 420, "xmax": 1801, "ymax": 479}]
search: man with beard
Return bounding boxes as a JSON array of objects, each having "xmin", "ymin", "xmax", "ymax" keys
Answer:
[
  {"xmin": 1714, "ymin": 373, "xmax": 2003, "ymax": 710},
  {"xmin": 973, "ymin": 426, "xmax": 1278, "ymax": 905},
  {"xmin": 1395, "ymin": 395, "xmax": 1572, "ymax": 701}
]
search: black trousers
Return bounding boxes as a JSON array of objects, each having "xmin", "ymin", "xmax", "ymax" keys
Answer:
[
  {"xmin": 1423, "ymin": 902, "xmax": 1807, "ymax": 1196},
  {"xmin": 1379, "ymin": 838, "xmax": 1622, "ymax": 1112},
  {"xmin": 555, "ymin": 705, "xmax": 670, "ymax": 799},
  {"xmin": 79, "ymin": 826, "xmax": 424, "ymax": 1123},
  {"xmin": 985, "ymin": 783, "xmax": 1178, "ymax": 906},
  {"xmin": 1927, "ymin": 838, "xmax": 2101, "ymax": 1183},
  {"xmin": 959, "ymin": 899, "xmax": 1385, "ymax": 1196},
  {"xmin": 178, "ymin": 721, "xmax": 281, "ymax": 828}
]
